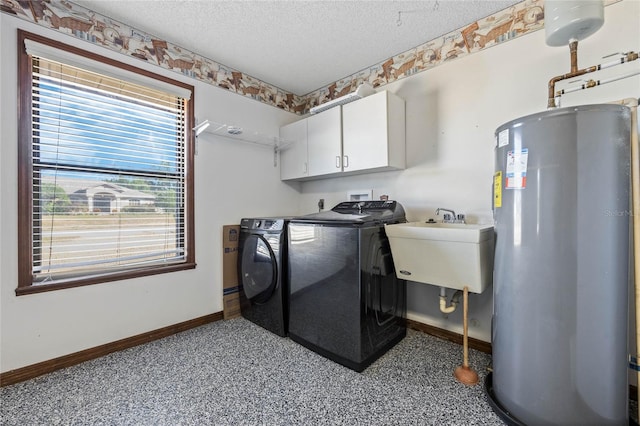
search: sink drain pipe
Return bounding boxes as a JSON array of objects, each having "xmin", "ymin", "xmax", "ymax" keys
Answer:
[{"xmin": 439, "ymin": 287, "xmax": 461, "ymax": 314}]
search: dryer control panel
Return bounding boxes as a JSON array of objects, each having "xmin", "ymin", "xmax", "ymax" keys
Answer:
[{"xmin": 240, "ymin": 218, "xmax": 288, "ymax": 231}]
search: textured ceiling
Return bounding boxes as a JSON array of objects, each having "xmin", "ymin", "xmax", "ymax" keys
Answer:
[{"xmin": 71, "ymin": 0, "xmax": 520, "ymax": 95}]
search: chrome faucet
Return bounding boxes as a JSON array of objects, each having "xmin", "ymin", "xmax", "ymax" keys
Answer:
[{"xmin": 435, "ymin": 208, "xmax": 465, "ymax": 223}]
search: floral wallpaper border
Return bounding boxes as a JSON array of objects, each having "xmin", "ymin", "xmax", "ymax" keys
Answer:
[{"xmin": 0, "ymin": 0, "xmax": 621, "ymax": 114}]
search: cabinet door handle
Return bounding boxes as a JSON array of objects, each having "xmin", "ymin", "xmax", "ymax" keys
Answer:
[
  {"xmin": 303, "ymin": 162, "xmax": 308, "ymax": 174},
  {"xmin": 343, "ymin": 155, "xmax": 349, "ymax": 168},
  {"xmin": 335, "ymin": 156, "xmax": 341, "ymax": 169}
]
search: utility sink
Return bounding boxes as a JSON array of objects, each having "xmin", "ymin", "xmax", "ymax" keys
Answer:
[{"xmin": 384, "ymin": 221, "xmax": 494, "ymax": 293}]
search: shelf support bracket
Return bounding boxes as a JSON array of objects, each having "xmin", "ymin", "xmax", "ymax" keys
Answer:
[{"xmin": 273, "ymin": 142, "xmax": 278, "ymax": 168}]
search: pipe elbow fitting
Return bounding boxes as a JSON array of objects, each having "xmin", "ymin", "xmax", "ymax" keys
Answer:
[{"xmin": 439, "ymin": 295, "xmax": 458, "ymax": 314}]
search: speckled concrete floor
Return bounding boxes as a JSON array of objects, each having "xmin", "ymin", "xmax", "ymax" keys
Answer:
[{"xmin": 0, "ymin": 318, "xmax": 503, "ymax": 425}]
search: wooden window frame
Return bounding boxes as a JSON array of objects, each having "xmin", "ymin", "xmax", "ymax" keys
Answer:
[{"xmin": 16, "ymin": 30, "xmax": 196, "ymax": 295}]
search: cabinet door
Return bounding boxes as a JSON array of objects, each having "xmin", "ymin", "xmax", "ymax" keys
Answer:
[
  {"xmin": 279, "ymin": 119, "xmax": 308, "ymax": 180},
  {"xmin": 342, "ymin": 91, "xmax": 405, "ymax": 172},
  {"xmin": 307, "ymin": 107, "xmax": 342, "ymax": 177}
]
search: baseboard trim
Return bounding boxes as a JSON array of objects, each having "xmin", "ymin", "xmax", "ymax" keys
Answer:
[
  {"xmin": 3, "ymin": 314, "xmax": 633, "ymax": 399},
  {"xmin": 0, "ymin": 312, "xmax": 223, "ymax": 387},
  {"xmin": 406, "ymin": 319, "xmax": 493, "ymax": 354},
  {"xmin": 410, "ymin": 319, "xmax": 640, "ymax": 404}
]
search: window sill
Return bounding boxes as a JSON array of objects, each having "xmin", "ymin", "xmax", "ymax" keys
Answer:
[{"xmin": 15, "ymin": 262, "xmax": 197, "ymax": 296}]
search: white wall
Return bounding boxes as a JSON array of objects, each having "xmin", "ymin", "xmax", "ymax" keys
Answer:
[
  {"xmin": 1, "ymin": 1, "xmax": 638, "ymax": 374},
  {"xmin": 0, "ymin": 16, "xmax": 301, "ymax": 373},
  {"xmin": 299, "ymin": 0, "xmax": 640, "ymax": 342}
]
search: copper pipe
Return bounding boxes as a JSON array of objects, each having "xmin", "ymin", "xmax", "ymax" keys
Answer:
[
  {"xmin": 570, "ymin": 40, "xmax": 578, "ymax": 73},
  {"xmin": 548, "ymin": 41, "xmax": 640, "ymax": 108},
  {"xmin": 548, "ymin": 41, "xmax": 599, "ymax": 108},
  {"xmin": 548, "ymin": 66, "xmax": 598, "ymax": 108},
  {"xmin": 557, "ymin": 69, "xmax": 640, "ymax": 98}
]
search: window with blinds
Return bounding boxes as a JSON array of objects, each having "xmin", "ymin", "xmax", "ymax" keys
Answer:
[{"xmin": 17, "ymin": 31, "xmax": 195, "ymax": 293}]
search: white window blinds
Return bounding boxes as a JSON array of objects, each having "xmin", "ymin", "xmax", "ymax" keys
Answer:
[
  {"xmin": 30, "ymin": 53, "xmax": 188, "ymax": 284},
  {"xmin": 24, "ymin": 39, "xmax": 192, "ymax": 100}
]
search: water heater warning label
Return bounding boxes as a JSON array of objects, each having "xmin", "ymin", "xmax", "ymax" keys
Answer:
[
  {"xmin": 497, "ymin": 129, "xmax": 509, "ymax": 148},
  {"xmin": 494, "ymin": 171, "xmax": 502, "ymax": 208},
  {"xmin": 506, "ymin": 149, "xmax": 528, "ymax": 189}
]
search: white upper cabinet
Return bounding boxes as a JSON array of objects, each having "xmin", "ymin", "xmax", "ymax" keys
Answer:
[
  {"xmin": 307, "ymin": 106, "xmax": 342, "ymax": 177},
  {"xmin": 279, "ymin": 119, "xmax": 308, "ymax": 180},
  {"xmin": 342, "ymin": 90, "xmax": 405, "ymax": 173},
  {"xmin": 279, "ymin": 90, "xmax": 405, "ymax": 181}
]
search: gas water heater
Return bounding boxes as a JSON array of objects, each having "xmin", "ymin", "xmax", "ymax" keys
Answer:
[{"xmin": 488, "ymin": 104, "xmax": 631, "ymax": 425}]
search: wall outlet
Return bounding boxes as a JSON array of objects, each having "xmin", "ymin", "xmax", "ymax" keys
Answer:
[{"xmin": 347, "ymin": 189, "xmax": 373, "ymax": 201}]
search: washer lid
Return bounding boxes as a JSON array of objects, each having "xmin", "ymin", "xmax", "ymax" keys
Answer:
[{"xmin": 293, "ymin": 200, "xmax": 406, "ymax": 225}]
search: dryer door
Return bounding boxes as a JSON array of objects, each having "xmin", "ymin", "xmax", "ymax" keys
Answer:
[{"xmin": 240, "ymin": 234, "xmax": 277, "ymax": 304}]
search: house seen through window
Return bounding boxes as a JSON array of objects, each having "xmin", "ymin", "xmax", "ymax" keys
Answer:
[{"xmin": 17, "ymin": 31, "xmax": 195, "ymax": 294}]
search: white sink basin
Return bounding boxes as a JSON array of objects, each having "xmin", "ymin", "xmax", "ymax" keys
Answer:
[{"xmin": 384, "ymin": 221, "xmax": 494, "ymax": 293}]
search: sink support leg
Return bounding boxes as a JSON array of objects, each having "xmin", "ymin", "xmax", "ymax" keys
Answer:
[{"xmin": 454, "ymin": 285, "xmax": 479, "ymax": 386}]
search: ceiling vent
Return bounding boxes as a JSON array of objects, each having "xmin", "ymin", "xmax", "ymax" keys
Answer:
[{"xmin": 309, "ymin": 83, "xmax": 376, "ymax": 114}]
